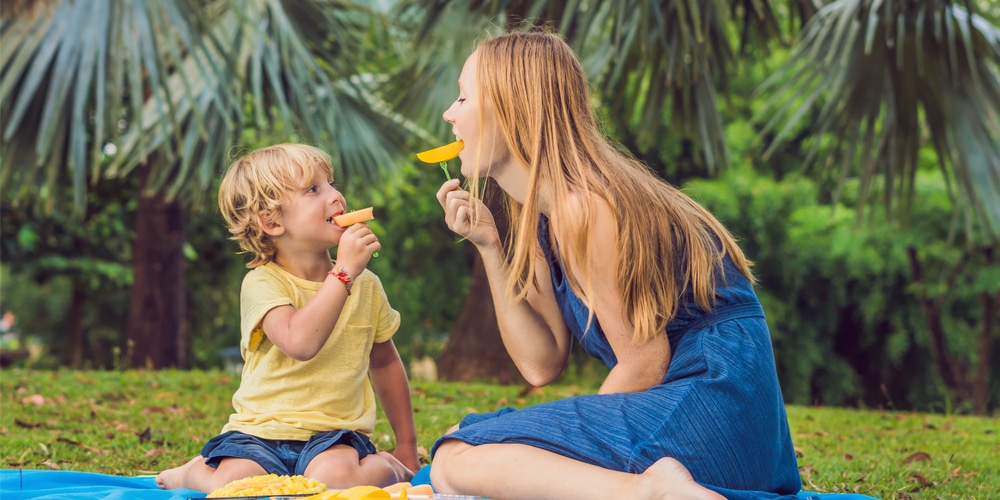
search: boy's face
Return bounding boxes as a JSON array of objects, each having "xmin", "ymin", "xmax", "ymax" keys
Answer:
[{"xmin": 273, "ymin": 166, "xmax": 350, "ymax": 252}]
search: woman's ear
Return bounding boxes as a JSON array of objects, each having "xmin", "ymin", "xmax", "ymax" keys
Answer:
[{"xmin": 256, "ymin": 210, "xmax": 284, "ymax": 236}]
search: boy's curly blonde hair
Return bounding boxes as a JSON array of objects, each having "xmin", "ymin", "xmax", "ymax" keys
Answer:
[{"xmin": 218, "ymin": 143, "xmax": 334, "ymax": 268}]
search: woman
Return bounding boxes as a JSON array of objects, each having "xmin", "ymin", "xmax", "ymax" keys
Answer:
[{"xmin": 433, "ymin": 30, "xmax": 801, "ymax": 499}]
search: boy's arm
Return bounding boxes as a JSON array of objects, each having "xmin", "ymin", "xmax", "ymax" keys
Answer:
[
  {"xmin": 260, "ymin": 275, "xmax": 351, "ymax": 361},
  {"xmin": 369, "ymin": 339, "xmax": 420, "ymax": 472}
]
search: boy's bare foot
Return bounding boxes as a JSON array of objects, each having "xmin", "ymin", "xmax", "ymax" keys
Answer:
[
  {"xmin": 156, "ymin": 456, "xmax": 205, "ymax": 490},
  {"xmin": 376, "ymin": 451, "xmax": 415, "ymax": 483},
  {"xmin": 636, "ymin": 458, "xmax": 725, "ymax": 500}
]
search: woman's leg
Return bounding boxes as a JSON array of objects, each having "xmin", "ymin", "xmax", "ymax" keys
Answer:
[
  {"xmin": 304, "ymin": 445, "xmax": 414, "ymax": 489},
  {"xmin": 430, "ymin": 440, "xmax": 723, "ymax": 500}
]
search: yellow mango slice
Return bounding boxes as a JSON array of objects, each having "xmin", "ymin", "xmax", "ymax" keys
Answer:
[
  {"xmin": 329, "ymin": 485, "xmax": 391, "ymax": 499},
  {"xmin": 416, "ymin": 140, "xmax": 464, "ymax": 163}
]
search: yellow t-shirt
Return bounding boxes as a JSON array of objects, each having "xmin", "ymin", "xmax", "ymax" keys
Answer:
[{"xmin": 221, "ymin": 262, "xmax": 400, "ymax": 440}]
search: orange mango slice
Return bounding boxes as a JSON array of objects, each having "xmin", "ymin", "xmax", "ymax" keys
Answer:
[
  {"xmin": 333, "ymin": 207, "xmax": 374, "ymax": 226},
  {"xmin": 404, "ymin": 484, "xmax": 433, "ymax": 495},
  {"xmin": 416, "ymin": 140, "xmax": 464, "ymax": 163},
  {"xmin": 301, "ymin": 483, "xmax": 433, "ymax": 500},
  {"xmin": 382, "ymin": 482, "xmax": 411, "ymax": 494},
  {"xmin": 317, "ymin": 485, "xmax": 390, "ymax": 499}
]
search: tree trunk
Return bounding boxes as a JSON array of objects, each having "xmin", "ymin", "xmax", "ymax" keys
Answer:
[
  {"xmin": 64, "ymin": 278, "xmax": 87, "ymax": 368},
  {"xmin": 126, "ymin": 162, "xmax": 187, "ymax": 369},
  {"xmin": 61, "ymin": 223, "xmax": 93, "ymax": 368},
  {"xmin": 438, "ymin": 180, "xmax": 524, "ymax": 384},
  {"xmin": 906, "ymin": 246, "xmax": 972, "ymax": 406},
  {"xmin": 972, "ymin": 246, "xmax": 997, "ymax": 414},
  {"xmin": 437, "ymin": 251, "xmax": 524, "ymax": 384}
]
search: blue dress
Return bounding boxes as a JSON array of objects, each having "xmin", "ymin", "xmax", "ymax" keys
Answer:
[{"xmin": 432, "ymin": 217, "xmax": 802, "ymax": 499}]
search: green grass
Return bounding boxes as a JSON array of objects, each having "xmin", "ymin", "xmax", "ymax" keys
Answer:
[{"xmin": 1, "ymin": 369, "xmax": 997, "ymax": 498}]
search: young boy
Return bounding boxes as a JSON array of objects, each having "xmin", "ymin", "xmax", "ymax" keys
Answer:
[{"xmin": 156, "ymin": 143, "xmax": 418, "ymax": 493}]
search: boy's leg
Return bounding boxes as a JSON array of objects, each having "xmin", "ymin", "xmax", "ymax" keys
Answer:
[
  {"xmin": 180, "ymin": 456, "xmax": 268, "ymax": 493},
  {"xmin": 303, "ymin": 444, "xmax": 413, "ymax": 489},
  {"xmin": 156, "ymin": 456, "xmax": 204, "ymax": 490}
]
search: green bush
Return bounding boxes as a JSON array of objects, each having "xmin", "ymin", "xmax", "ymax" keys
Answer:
[{"xmin": 686, "ymin": 166, "xmax": 999, "ymax": 413}]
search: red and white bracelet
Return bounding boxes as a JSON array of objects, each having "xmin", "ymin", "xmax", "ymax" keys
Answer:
[{"xmin": 329, "ymin": 266, "xmax": 353, "ymax": 296}]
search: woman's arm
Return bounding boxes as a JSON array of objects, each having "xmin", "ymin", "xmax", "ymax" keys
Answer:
[
  {"xmin": 437, "ymin": 180, "xmax": 573, "ymax": 386},
  {"xmin": 576, "ymin": 198, "xmax": 672, "ymax": 394},
  {"xmin": 369, "ymin": 339, "xmax": 419, "ymax": 472}
]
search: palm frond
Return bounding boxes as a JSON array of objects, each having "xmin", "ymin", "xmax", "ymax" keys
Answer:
[
  {"xmin": 172, "ymin": 0, "xmax": 409, "ymax": 195},
  {"xmin": 569, "ymin": 0, "xmax": 737, "ymax": 170},
  {"xmin": 395, "ymin": 0, "xmax": 788, "ymax": 172},
  {"xmin": 381, "ymin": 1, "xmax": 494, "ymax": 143},
  {"xmin": 757, "ymin": 0, "xmax": 1000, "ymax": 238},
  {"xmin": 730, "ymin": 0, "xmax": 832, "ymax": 49},
  {"xmin": 1, "ymin": 0, "xmax": 226, "ymax": 215}
]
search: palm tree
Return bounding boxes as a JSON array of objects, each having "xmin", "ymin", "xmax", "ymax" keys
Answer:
[
  {"xmin": 759, "ymin": 0, "xmax": 1000, "ymax": 237},
  {"xmin": 757, "ymin": 0, "xmax": 1000, "ymax": 413},
  {"xmin": 1, "ymin": 0, "xmax": 410, "ymax": 367}
]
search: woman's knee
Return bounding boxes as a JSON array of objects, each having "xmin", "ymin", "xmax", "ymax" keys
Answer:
[{"xmin": 428, "ymin": 439, "xmax": 470, "ymax": 492}]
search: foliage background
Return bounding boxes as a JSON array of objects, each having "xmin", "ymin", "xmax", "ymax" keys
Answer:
[{"xmin": 1, "ymin": 0, "xmax": 999, "ymax": 416}]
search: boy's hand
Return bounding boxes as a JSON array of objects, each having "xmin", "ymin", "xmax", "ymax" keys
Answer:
[
  {"xmin": 391, "ymin": 441, "xmax": 420, "ymax": 473},
  {"xmin": 335, "ymin": 223, "xmax": 380, "ymax": 276}
]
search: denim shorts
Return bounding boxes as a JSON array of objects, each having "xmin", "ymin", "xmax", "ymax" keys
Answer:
[{"xmin": 200, "ymin": 429, "xmax": 377, "ymax": 476}]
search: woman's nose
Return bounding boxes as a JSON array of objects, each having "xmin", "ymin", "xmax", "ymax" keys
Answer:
[{"xmin": 443, "ymin": 103, "xmax": 455, "ymax": 124}]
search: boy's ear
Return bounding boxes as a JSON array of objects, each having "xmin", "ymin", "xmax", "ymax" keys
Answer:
[{"xmin": 256, "ymin": 210, "xmax": 284, "ymax": 236}]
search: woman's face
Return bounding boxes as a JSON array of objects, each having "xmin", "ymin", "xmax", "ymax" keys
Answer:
[{"xmin": 443, "ymin": 50, "xmax": 507, "ymax": 177}]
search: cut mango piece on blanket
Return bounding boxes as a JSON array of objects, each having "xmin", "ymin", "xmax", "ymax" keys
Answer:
[
  {"xmin": 382, "ymin": 482, "xmax": 411, "ymax": 494},
  {"xmin": 382, "ymin": 482, "xmax": 434, "ymax": 498},
  {"xmin": 416, "ymin": 140, "xmax": 464, "ymax": 163},
  {"xmin": 404, "ymin": 484, "xmax": 433, "ymax": 495},
  {"xmin": 206, "ymin": 474, "xmax": 325, "ymax": 497},
  {"xmin": 304, "ymin": 486, "xmax": 389, "ymax": 499}
]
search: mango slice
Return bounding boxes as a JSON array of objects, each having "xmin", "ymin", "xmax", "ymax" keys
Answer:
[
  {"xmin": 416, "ymin": 140, "xmax": 464, "ymax": 163},
  {"xmin": 333, "ymin": 207, "xmax": 374, "ymax": 226},
  {"xmin": 305, "ymin": 485, "xmax": 390, "ymax": 499}
]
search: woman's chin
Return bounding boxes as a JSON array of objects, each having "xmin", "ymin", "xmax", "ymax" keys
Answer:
[{"xmin": 459, "ymin": 162, "xmax": 472, "ymax": 178}]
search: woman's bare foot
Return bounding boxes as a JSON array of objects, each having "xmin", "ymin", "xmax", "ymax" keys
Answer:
[
  {"xmin": 636, "ymin": 458, "xmax": 725, "ymax": 500},
  {"xmin": 155, "ymin": 456, "xmax": 205, "ymax": 490},
  {"xmin": 376, "ymin": 451, "xmax": 415, "ymax": 483}
]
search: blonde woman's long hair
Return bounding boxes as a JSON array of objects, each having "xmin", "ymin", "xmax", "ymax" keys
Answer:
[{"xmin": 471, "ymin": 30, "xmax": 753, "ymax": 342}]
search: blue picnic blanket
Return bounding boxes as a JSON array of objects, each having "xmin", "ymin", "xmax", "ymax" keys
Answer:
[
  {"xmin": 0, "ymin": 469, "xmax": 202, "ymax": 499},
  {"xmin": 0, "ymin": 468, "xmax": 877, "ymax": 499},
  {"xmin": 0, "ymin": 468, "xmax": 436, "ymax": 499}
]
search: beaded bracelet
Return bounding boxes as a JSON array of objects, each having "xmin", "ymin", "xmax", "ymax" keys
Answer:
[{"xmin": 329, "ymin": 266, "xmax": 353, "ymax": 296}]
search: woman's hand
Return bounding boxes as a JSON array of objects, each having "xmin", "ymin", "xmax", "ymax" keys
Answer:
[{"xmin": 436, "ymin": 179, "xmax": 501, "ymax": 249}]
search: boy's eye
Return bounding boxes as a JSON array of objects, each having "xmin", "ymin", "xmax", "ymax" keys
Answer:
[{"xmin": 306, "ymin": 185, "xmax": 317, "ymax": 193}]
